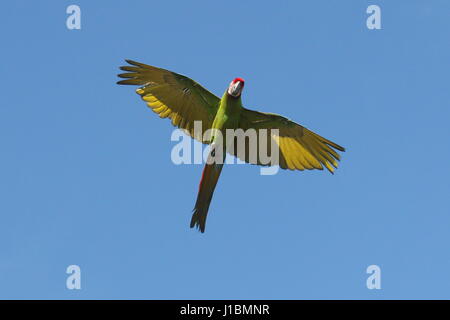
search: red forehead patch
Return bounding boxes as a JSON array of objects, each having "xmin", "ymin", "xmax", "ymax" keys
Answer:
[{"xmin": 233, "ymin": 77, "xmax": 245, "ymax": 84}]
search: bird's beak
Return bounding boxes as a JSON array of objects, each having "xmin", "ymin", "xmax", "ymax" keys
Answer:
[{"xmin": 228, "ymin": 81, "xmax": 243, "ymax": 97}]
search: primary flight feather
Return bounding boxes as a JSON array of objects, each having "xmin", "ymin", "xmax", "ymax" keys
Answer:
[{"xmin": 117, "ymin": 59, "xmax": 345, "ymax": 233}]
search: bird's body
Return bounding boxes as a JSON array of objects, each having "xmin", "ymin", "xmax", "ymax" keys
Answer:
[
  {"xmin": 211, "ymin": 89, "xmax": 243, "ymax": 143},
  {"xmin": 191, "ymin": 88, "xmax": 243, "ymax": 231},
  {"xmin": 118, "ymin": 60, "xmax": 345, "ymax": 233}
]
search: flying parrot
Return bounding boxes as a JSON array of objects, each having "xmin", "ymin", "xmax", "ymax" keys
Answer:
[{"xmin": 117, "ymin": 60, "xmax": 345, "ymax": 233}]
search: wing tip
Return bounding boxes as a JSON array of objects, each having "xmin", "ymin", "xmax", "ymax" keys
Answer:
[
  {"xmin": 124, "ymin": 58, "xmax": 137, "ymax": 65},
  {"xmin": 116, "ymin": 79, "xmax": 135, "ymax": 85},
  {"xmin": 118, "ymin": 60, "xmax": 134, "ymax": 85}
]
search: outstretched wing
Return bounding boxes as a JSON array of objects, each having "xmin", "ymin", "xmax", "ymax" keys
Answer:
[
  {"xmin": 233, "ymin": 107, "xmax": 345, "ymax": 173},
  {"xmin": 117, "ymin": 59, "xmax": 220, "ymax": 143}
]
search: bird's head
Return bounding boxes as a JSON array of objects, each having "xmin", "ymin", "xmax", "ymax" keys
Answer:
[{"xmin": 227, "ymin": 78, "xmax": 245, "ymax": 98}]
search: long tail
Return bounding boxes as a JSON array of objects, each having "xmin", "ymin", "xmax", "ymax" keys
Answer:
[{"xmin": 190, "ymin": 159, "xmax": 224, "ymax": 233}]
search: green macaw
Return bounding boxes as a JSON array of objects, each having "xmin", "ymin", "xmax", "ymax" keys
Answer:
[{"xmin": 117, "ymin": 59, "xmax": 345, "ymax": 233}]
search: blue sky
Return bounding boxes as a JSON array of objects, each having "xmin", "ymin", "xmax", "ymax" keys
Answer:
[{"xmin": 1, "ymin": 0, "xmax": 449, "ymax": 299}]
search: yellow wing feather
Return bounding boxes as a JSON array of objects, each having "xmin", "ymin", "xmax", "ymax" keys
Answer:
[
  {"xmin": 234, "ymin": 108, "xmax": 345, "ymax": 173},
  {"xmin": 117, "ymin": 60, "xmax": 220, "ymax": 143}
]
